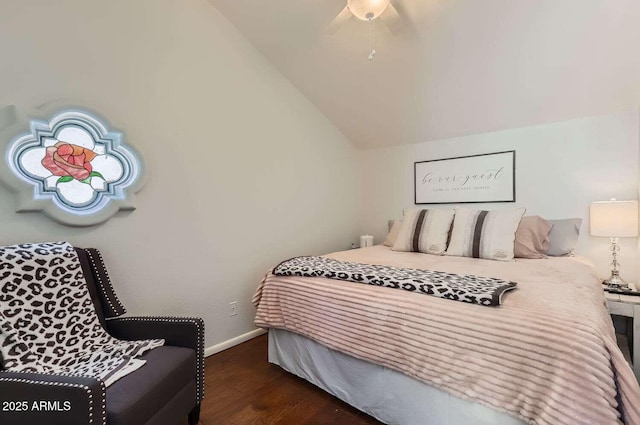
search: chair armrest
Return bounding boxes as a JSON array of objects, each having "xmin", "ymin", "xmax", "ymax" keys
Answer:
[
  {"xmin": 106, "ymin": 316, "xmax": 205, "ymax": 402},
  {"xmin": 0, "ymin": 371, "xmax": 105, "ymax": 425}
]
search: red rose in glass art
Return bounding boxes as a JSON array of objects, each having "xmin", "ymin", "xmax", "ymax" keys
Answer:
[
  {"xmin": 41, "ymin": 142, "xmax": 99, "ymax": 182},
  {"xmin": 1, "ymin": 108, "xmax": 145, "ymax": 226}
]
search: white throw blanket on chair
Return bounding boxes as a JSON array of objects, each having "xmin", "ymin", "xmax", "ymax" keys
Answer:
[{"xmin": 0, "ymin": 242, "xmax": 163, "ymax": 386}]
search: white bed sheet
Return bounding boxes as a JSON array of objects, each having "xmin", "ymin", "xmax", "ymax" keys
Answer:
[{"xmin": 269, "ymin": 328, "xmax": 527, "ymax": 425}]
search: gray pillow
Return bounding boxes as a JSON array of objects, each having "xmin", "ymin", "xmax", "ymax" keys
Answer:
[{"xmin": 547, "ymin": 218, "xmax": 582, "ymax": 256}]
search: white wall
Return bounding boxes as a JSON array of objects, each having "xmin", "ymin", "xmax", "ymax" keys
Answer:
[
  {"xmin": 359, "ymin": 110, "xmax": 640, "ymax": 282},
  {"xmin": 0, "ymin": 0, "xmax": 360, "ymax": 350}
]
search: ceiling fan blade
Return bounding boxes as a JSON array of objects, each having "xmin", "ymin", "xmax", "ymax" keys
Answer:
[
  {"xmin": 328, "ymin": 6, "xmax": 352, "ymax": 34},
  {"xmin": 379, "ymin": 2, "xmax": 402, "ymax": 34}
]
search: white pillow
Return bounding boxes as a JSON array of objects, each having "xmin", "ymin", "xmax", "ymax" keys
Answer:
[
  {"xmin": 446, "ymin": 207, "xmax": 525, "ymax": 261},
  {"xmin": 383, "ymin": 220, "xmax": 402, "ymax": 247},
  {"xmin": 392, "ymin": 209, "xmax": 455, "ymax": 255}
]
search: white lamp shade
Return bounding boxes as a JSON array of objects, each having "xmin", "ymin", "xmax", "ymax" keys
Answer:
[
  {"xmin": 590, "ymin": 200, "xmax": 639, "ymax": 237},
  {"xmin": 347, "ymin": 0, "xmax": 390, "ymax": 20}
]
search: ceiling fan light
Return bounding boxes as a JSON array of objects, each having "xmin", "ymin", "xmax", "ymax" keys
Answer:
[{"xmin": 347, "ymin": 0, "xmax": 391, "ymax": 21}]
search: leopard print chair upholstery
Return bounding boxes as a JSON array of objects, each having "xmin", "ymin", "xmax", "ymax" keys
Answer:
[{"xmin": 0, "ymin": 247, "xmax": 204, "ymax": 425}]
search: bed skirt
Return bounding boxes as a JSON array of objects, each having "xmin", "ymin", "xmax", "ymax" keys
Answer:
[{"xmin": 268, "ymin": 328, "xmax": 527, "ymax": 425}]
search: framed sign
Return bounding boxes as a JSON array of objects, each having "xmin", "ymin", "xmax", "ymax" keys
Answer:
[{"xmin": 414, "ymin": 151, "xmax": 515, "ymax": 204}]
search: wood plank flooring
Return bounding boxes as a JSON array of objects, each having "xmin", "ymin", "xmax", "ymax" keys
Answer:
[
  {"xmin": 184, "ymin": 333, "xmax": 382, "ymax": 425},
  {"xmin": 179, "ymin": 330, "xmax": 636, "ymax": 425}
]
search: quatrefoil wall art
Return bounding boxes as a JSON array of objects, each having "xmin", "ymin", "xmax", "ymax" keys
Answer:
[{"xmin": 0, "ymin": 106, "xmax": 145, "ymax": 226}]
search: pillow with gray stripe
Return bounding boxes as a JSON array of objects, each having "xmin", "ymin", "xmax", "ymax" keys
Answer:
[
  {"xmin": 392, "ymin": 209, "xmax": 455, "ymax": 254},
  {"xmin": 446, "ymin": 207, "xmax": 526, "ymax": 261}
]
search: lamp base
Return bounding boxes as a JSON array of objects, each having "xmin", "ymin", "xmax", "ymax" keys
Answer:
[{"xmin": 604, "ymin": 271, "xmax": 632, "ymax": 292}]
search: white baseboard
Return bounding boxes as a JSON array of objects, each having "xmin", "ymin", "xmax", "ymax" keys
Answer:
[{"xmin": 204, "ymin": 328, "xmax": 267, "ymax": 357}]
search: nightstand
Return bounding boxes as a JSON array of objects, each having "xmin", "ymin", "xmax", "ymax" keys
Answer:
[{"xmin": 605, "ymin": 291, "xmax": 640, "ymax": 380}]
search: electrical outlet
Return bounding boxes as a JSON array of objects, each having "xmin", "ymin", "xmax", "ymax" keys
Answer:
[{"xmin": 229, "ymin": 301, "xmax": 238, "ymax": 317}]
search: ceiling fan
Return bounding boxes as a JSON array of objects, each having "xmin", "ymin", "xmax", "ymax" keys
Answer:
[{"xmin": 328, "ymin": 0, "xmax": 402, "ymax": 35}]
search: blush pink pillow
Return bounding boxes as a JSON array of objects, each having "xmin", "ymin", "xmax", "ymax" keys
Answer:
[{"xmin": 514, "ymin": 216, "xmax": 553, "ymax": 259}]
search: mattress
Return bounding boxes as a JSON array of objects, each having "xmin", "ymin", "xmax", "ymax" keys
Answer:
[{"xmin": 253, "ymin": 245, "xmax": 640, "ymax": 425}]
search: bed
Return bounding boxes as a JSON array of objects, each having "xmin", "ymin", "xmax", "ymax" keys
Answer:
[{"xmin": 253, "ymin": 245, "xmax": 640, "ymax": 425}]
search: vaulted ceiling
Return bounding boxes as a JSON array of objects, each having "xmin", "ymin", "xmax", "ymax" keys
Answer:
[{"xmin": 208, "ymin": 0, "xmax": 640, "ymax": 148}]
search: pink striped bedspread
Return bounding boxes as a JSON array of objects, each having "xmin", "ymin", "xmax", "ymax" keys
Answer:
[{"xmin": 253, "ymin": 245, "xmax": 640, "ymax": 425}]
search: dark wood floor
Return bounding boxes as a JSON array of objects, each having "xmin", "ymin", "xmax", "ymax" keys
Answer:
[
  {"xmin": 179, "ymin": 332, "xmax": 635, "ymax": 424},
  {"xmin": 184, "ymin": 333, "xmax": 382, "ymax": 425}
]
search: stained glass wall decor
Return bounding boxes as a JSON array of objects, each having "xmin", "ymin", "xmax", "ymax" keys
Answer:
[{"xmin": 0, "ymin": 106, "xmax": 145, "ymax": 226}]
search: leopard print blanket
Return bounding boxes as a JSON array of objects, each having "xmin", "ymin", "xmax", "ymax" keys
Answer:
[
  {"xmin": 273, "ymin": 256, "xmax": 517, "ymax": 306},
  {"xmin": 0, "ymin": 242, "xmax": 163, "ymax": 386}
]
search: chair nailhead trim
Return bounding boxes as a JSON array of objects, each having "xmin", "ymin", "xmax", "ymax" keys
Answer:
[
  {"xmin": 0, "ymin": 377, "xmax": 106, "ymax": 425},
  {"xmin": 86, "ymin": 249, "xmax": 126, "ymax": 316},
  {"xmin": 113, "ymin": 316, "xmax": 205, "ymax": 401},
  {"xmin": 100, "ymin": 380, "xmax": 106, "ymax": 425}
]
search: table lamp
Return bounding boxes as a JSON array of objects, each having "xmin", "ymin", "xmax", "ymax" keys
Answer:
[{"xmin": 590, "ymin": 199, "xmax": 639, "ymax": 291}]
